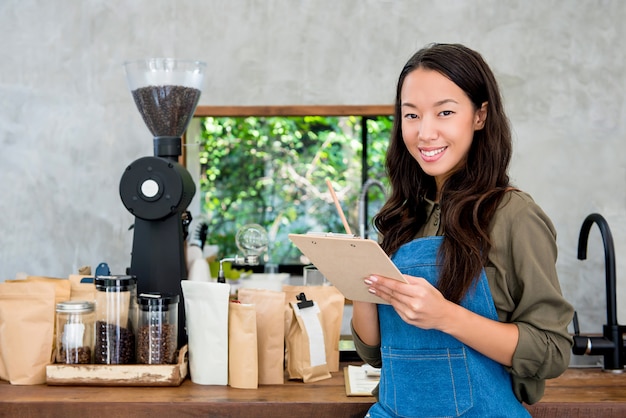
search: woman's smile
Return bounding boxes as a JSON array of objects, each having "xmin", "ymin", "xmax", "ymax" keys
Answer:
[{"xmin": 419, "ymin": 146, "xmax": 447, "ymax": 161}]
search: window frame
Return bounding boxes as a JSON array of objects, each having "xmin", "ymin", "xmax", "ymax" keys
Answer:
[{"xmin": 194, "ymin": 105, "xmax": 394, "ymax": 117}]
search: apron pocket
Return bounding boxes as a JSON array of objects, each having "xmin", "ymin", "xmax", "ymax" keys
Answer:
[{"xmin": 380, "ymin": 346, "xmax": 473, "ymax": 418}]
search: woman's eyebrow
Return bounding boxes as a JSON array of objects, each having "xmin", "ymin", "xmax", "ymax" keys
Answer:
[
  {"xmin": 401, "ymin": 99, "xmax": 458, "ymax": 108},
  {"xmin": 433, "ymin": 98, "xmax": 458, "ymax": 107}
]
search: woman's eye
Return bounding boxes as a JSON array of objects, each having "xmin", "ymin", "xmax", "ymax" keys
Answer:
[
  {"xmin": 439, "ymin": 110, "xmax": 454, "ymax": 116},
  {"xmin": 404, "ymin": 113, "xmax": 418, "ymax": 120}
]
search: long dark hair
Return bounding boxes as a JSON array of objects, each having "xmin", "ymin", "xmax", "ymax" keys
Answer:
[{"xmin": 374, "ymin": 43, "xmax": 512, "ymax": 304}]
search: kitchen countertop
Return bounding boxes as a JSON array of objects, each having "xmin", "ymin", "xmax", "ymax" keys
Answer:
[{"xmin": 0, "ymin": 366, "xmax": 624, "ymax": 417}]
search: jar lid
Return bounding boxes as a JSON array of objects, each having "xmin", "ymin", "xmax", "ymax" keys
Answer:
[
  {"xmin": 138, "ymin": 292, "xmax": 180, "ymax": 310},
  {"xmin": 56, "ymin": 300, "xmax": 95, "ymax": 313},
  {"xmin": 95, "ymin": 275, "xmax": 136, "ymax": 291}
]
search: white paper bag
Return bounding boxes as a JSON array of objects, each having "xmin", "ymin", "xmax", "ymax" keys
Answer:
[{"xmin": 181, "ymin": 281, "xmax": 230, "ymax": 385}]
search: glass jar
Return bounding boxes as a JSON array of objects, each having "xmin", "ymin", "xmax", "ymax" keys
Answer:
[
  {"xmin": 55, "ymin": 300, "xmax": 95, "ymax": 364},
  {"xmin": 94, "ymin": 275, "xmax": 137, "ymax": 364},
  {"xmin": 136, "ymin": 293, "xmax": 179, "ymax": 364}
]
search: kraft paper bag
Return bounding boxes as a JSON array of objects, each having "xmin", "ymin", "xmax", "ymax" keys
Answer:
[
  {"xmin": 0, "ymin": 281, "xmax": 56, "ymax": 384},
  {"xmin": 13, "ymin": 276, "xmax": 72, "ymax": 358},
  {"xmin": 228, "ymin": 301, "xmax": 258, "ymax": 389},
  {"xmin": 24, "ymin": 276, "xmax": 72, "ymax": 303},
  {"xmin": 7, "ymin": 275, "xmax": 71, "ymax": 304},
  {"xmin": 0, "ymin": 347, "xmax": 6, "ymax": 382},
  {"xmin": 182, "ymin": 280, "xmax": 230, "ymax": 385},
  {"xmin": 68, "ymin": 274, "xmax": 96, "ymax": 302},
  {"xmin": 237, "ymin": 288, "xmax": 286, "ymax": 384},
  {"xmin": 286, "ymin": 300, "xmax": 331, "ymax": 383},
  {"xmin": 282, "ymin": 285, "xmax": 344, "ymax": 372}
]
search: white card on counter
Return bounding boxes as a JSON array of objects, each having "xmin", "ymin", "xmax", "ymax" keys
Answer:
[{"xmin": 288, "ymin": 233, "xmax": 407, "ymax": 304}]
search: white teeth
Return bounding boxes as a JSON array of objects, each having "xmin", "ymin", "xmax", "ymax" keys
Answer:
[{"xmin": 421, "ymin": 147, "xmax": 445, "ymax": 157}]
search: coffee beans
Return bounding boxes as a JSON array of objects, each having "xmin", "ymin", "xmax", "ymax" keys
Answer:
[
  {"xmin": 94, "ymin": 321, "xmax": 136, "ymax": 364},
  {"xmin": 58, "ymin": 345, "xmax": 92, "ymax": 364},
  {"xmin": 131, "ymin": 85, "xmax": 201, "ymax": 137},
  {"xmin": 137, "ymin": 323, "xmax": 177, "ymax": 364}
]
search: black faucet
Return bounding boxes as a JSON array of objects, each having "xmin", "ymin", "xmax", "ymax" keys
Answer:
[
  {"xmin": 572, "ymin": 213, "xmax": 626, "ymax": 372},
  {"xmin": 358, "ymin": 179, "xmax": 387, "ymax": 239}
]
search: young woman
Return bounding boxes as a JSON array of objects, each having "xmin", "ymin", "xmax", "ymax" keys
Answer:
[{"xmin": 351, "ymin": 43, "xmax": 573, "ymax": 417}]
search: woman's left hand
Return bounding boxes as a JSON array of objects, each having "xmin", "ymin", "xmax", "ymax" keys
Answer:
[{"xmin": 365, "ymin": 274, "xmax": 454, "ymax": 331}]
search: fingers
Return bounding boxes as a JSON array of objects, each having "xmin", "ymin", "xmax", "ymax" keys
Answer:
[
  {"xmin": 366, "ymin": 274, "xmax": 419, "ymax": 294},
  {"xmin": 365, "ymin": 275, "xmax": 403, "ymax": 304}
]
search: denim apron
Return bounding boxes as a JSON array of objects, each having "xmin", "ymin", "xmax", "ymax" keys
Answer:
[{"xmin": 366, "ymin": 236, "xmax": 530, "ymax": 418}]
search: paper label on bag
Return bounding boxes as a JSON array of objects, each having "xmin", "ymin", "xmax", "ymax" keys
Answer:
[{"xmin": 292, "ymin": 302, "xmax": 326, "ymax": 367}]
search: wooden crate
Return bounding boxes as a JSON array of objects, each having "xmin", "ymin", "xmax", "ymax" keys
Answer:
[{"xmin": 46, "ymin": 345, "xmax": 188, "ymax": 386}]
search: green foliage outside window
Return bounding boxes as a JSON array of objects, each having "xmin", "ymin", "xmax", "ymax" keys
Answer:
[{"xmin": 197, "ymin": 115, "xmax": 392, "ymax": 265}]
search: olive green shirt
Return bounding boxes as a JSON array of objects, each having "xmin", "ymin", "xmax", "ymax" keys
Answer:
[{"xmin": 351, "ymin": 190, "xmax": 574, "ymax": 405}]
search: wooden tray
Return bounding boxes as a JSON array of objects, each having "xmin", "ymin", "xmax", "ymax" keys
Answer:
[{"xmin": 46, "ymin": 345, "xmax": 188, "ymax": 386}]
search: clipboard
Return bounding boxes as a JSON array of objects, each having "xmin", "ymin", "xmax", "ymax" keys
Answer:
[{"xmin": 288, "ymin": 233, "xmax": 407, "ymax": 304}]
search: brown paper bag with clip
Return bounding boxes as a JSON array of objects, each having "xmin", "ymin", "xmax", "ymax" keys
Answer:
[
  {"xmin": 285, "ymin": 299, "xmax": 331, "ymax": 383},
  {"xmin": 0, "ymin": 281, "xmax": 56, "ymax": 384},
  {"xmin": 282, "ymin": 285, "xmax": 344, "ymax": 372}
]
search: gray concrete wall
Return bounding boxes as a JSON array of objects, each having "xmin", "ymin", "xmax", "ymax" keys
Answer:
[{"xmin": 2, "ymin": 0, "xmax": 625, "ymax": 364}]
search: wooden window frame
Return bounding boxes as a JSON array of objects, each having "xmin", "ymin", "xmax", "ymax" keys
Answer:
[{"xmin": 194, "ymin": 105, "xmax": 394, "ymax": 118}]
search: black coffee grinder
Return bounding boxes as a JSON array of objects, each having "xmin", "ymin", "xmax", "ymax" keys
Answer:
[{"xmin": 119, "ymin": 58, "xmax": 206, "ymax": 346}]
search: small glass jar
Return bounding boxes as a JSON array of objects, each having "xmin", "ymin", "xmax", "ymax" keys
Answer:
[
  {"xmin": 94, "ymin": 275, "xmax": 137, "ymax": 364},
  {"xmin": 136, "ymin": 293, "xmax": 179, "ymax": 364},
  {"xmin": 55, "ymin": 301, "xmax": 95, "ymax": 364}
]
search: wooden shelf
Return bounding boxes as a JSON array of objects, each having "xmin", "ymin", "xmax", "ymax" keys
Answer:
[{"xmin": 0, "ymin": 366, "xmax": 624, "ymax": 417}]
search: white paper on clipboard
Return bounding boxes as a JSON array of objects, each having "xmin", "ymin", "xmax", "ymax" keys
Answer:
[{"xmin": 288, "ymin": 233, "xmax": 407, "ymax": 304}]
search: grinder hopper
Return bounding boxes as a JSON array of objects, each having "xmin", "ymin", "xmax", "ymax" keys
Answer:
[{"xmin": 119, "ymin": 58, "xmax": 206, "ymax": 347}]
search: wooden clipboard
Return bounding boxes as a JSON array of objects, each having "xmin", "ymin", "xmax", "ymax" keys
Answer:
[{"xmin": 288, "ymin": 233, "xmax": 407, "ymax": 304}]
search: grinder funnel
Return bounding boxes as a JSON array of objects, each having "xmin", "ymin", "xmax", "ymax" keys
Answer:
[{"xmin": 124, "ymin": 58, "xmax": 206, "ymax": 157}]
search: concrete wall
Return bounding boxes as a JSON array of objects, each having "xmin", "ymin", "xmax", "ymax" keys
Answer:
[{"xmin": 2, "ymin": 0, "xmax": 625, "ymax": 365}]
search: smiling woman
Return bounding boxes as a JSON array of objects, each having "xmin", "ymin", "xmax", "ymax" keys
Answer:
[
  {"xmin": 351, "ymin": 43, "xmax": 573, "ymax": 417},
  {"xmin": 187, "ymin": 105, "xmax": 393, "ymax": 271}
]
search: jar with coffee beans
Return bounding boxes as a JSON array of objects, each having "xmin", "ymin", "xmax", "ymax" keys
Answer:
[
  {"xmin": 94, "ymin": 275, "xmax": 137, "ymax": 364},
  {"xmin": 136, "ymin": 293, "xmax": 179, "ymax": 364},
  {"xmin": 55, "ymin": 300, "xmax": 95, "ymax": 364}
]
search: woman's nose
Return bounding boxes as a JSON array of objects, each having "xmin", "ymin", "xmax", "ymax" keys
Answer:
[{"xmin": 417, "ymin": 117, "xmax": 438, "ymax": 141}]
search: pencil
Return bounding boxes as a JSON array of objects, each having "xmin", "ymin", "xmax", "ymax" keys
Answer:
[{"xmin": 325, "ymin": 179, "xmax": 353, "ymax": 235}]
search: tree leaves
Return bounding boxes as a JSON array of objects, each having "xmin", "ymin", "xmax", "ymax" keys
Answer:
[{"xmin": 198, "ymin": 115, "xmax": 391, "ymax": 264}]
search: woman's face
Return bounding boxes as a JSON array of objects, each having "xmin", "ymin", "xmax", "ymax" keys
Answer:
[{"xmin": 400, "ymin": 68, "xmax": 486, "ymax": 195}]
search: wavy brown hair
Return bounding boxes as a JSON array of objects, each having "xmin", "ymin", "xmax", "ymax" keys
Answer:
[{"xmin": 374, "ymin": 43, "xmax": 513, "ymax": 304}]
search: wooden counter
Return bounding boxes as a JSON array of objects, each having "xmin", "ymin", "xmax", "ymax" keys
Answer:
[{"xmin": 0, "ymin": 366, "xmax": 625, "ymax": 417}]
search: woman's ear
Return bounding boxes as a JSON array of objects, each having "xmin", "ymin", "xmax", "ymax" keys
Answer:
[{"xmin": 474, "ymin": 102, "xmax": 488, "ymax": 130}]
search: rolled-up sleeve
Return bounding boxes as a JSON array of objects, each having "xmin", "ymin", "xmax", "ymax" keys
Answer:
[
  {"xmin": 489, "ymin": 192, "xmax": 574, "ymax": 403},
  {"xmin": 351, "ymin": 321, "xmax": 382, "ymax": 369}
]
